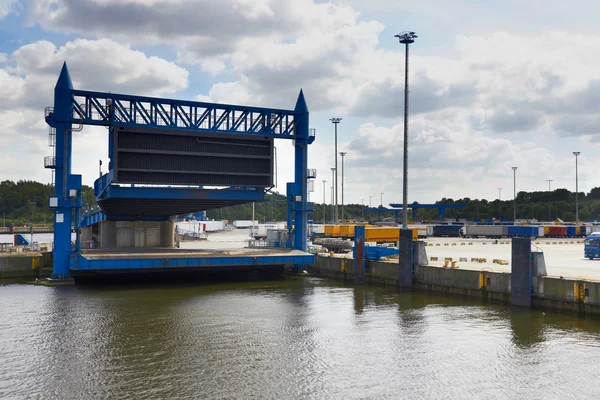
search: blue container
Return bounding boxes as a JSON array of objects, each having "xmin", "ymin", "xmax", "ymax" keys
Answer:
[
  {"xmin": 567, "ymin": 226, "xmax": 577, "ymax": 237},
  {"xmin": 507, "ymin": 226, "xmax": 538, "ymax": 237},
  {"xmin": 433, "ymin": 225, "xmax": 462, "ymax": 237}
]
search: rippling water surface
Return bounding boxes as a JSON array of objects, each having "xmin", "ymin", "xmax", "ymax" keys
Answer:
[{"xmin": 1, "ymin": 278, "xmax": 600, "ymax": 399}]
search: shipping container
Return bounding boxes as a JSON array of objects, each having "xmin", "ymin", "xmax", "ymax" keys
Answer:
[
  {"xmin": 340, "ymin": 225, "xmax": 355, "ymax": 237},
  {"xmin": 426, "ymin": 225, "xmax": 434, "ymax": 237},
  {"xmin": 410, "ymin": 224, "xmax": 429, "ymax": 237},
  {"xmin": 538, "ymin": 226, "xmax": 545, "ymax": 237},
  {"xmin": 547, "ymin": 226, "xmax": 567, "ymax": 237},
  {"xmin": 365, "ymin": 227, "xmax": 418, "ymax": 242},
  {"xmin": 507, "ymin": 226, "xmax": 539, "ymax": 237},
  {"xmin": 543, "ymin": 226, "xmax": 550, "ymax": 235},
  {"xmin": 311, "ymin": 224, "xmax": 325, "ymax": 235},
  {"xmin": 432, "ymin": 225, "xmax": 462, "ymax": 237},
  {"xmin": 463, "ymin": 225, "xmax": 507, "ymax": 238},
  {"xmin": 566, "ymin": 226, "xmax": 577, "ymax": 237},
  {"xmin": 584, "ymin": 225, "xmax": 600, "ymax": 235}
]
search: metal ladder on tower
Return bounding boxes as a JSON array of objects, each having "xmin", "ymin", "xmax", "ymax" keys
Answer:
[{"xmin": 45, "ymin": 125, "xmax": 56, "ymax": 186}]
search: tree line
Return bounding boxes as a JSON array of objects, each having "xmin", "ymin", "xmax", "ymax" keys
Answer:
[
  {"xmin": 2, "ymin": 179, "xmax": 599, "ymax": 225},
  {"xmin": 0, "ymin": 180, "xmax": 95, "ymax": 226}
]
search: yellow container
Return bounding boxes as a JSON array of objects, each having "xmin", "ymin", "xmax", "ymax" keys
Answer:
[
  {"xmin": 364, "ymin": 227, "xmax": 418, "ymax": 242},
  {"xmin": 544, "ymin": 226, "xmax": 550, "ymax": 235},
  {"xmin": 340, "ymin": 225, "xmax": 355, "ymax": 238},
  {"xmin": 332, "ymin": 225, "xmax": 341, "ymax": 237},
  {"xmin": 324, "ymin": 225, "xmax": 334, "ymax": 237},
  {"xmin": 576, "ymin": 226, "xmax": 581, "ymax": 235}
]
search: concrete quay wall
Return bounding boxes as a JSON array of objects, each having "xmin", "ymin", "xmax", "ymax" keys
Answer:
[
  {"xmin": 0, "ymin": 252, "xmax": 53, "ymax": 280},
  {"xmin": 313, "ymin": 255, "xmax": 600, "ymax": 316}
]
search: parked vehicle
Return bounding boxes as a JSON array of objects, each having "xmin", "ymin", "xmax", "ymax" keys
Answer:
[{"xmin": 584, "ymin": 232, "xmax": 600, "ymax": 260}]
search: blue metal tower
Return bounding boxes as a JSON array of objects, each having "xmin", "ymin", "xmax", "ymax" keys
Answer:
[{"xmin": 45, "ymin": 63, "xmax": 315, "ymax": 279}]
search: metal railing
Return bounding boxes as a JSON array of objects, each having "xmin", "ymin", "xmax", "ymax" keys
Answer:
[{"xmin": 44, "ymin": 156, "xmax": 56, "ymax": 168}]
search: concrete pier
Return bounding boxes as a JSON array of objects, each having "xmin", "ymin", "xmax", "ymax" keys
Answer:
[
  {"xmin": 313, "ymin": 241, "xmax": 600, "ymax": 316},
  {"xmin": 0, "ymin": 252, "xmax": 53, "ymax": 280}
]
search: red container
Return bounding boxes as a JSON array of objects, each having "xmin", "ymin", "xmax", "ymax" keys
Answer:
[{"xmin": 548, "ymin": 226, "xmax": 567, "ymax": 237}]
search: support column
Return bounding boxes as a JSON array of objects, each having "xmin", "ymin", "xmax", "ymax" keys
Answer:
[
  {"xmin": 353, "ymin": 225, "xmax": 365, "ymax": 283},
  {"xmin": 50, "ymin": 63, "xmax": 74, "ymax": 280},
  {"xmin": 511, "ymin": 237, "xmax": 532, "ymax": 307},
  {"xmin": 293, "ymin": 90, "xmax": 309, "ymax": 252},
  {"xmin": 398, "ymin": 229, "xmax": 413, "ymax": 287}
]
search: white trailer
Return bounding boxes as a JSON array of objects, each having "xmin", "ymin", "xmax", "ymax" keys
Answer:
[
  {"xmin": 233, "ymin": 220, "xmax": 259, "ymax": 229},
  {"xmin": 462, "ymin": 225, "xmax": 507, "ymax": 238}
]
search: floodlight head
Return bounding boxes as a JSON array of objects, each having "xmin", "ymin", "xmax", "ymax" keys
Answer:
[
  {"xmin": 512, "ymin": 166, "xmax": 518, "ymax": 171},
  {"xmin": 330, "ymin": 117, "xmax": 342, "ymax": 124},
  {"xmin": 573, "ymin": 151, "xmax": 581, "ymax": 156},
  {"xmin": 339, "ymin": 152, "xmax": 347, "ymax": 157},
  {"xmin": 395, "ymin": 31, "xmax": 418, "ymax": 44}
]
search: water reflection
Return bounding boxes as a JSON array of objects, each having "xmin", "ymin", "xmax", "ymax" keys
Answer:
[
  {"xmin": 509, "ymin": 307, "xmax": 546, "ymax": 348},
  {"xmin": 2, "ymin": 278, "xmax": 600, "ymax": 399}
]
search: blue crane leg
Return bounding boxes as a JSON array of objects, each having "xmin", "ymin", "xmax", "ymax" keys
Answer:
[
  {"xmin": 293, "ymin": 90, "xmax": 309, "ymax": 252},
  {"xmin": 51, "ymin": 63, "xmax": 74, "ymax": 279}
]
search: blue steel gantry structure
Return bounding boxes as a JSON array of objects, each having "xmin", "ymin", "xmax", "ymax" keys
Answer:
[
  {"xmin": 45, "ymin": 63, "xmax": 315, "ymax": 279},
  {"xmin": 365, "ymin": 202, "xmax": 467, "ymax": 222}
]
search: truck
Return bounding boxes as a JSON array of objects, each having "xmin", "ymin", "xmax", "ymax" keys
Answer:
[{"xmin": 584, "ymin": 232, "xmax": 600, "ymax": 260}]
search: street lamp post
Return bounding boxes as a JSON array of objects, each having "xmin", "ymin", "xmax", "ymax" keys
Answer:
[
  {"xmin": 369, "ymin": 196, "xmax": 372, "ymax": 208},
  {"xmin": 322, "ymin": 180, "xmax": 327, "ymax": 224},
  {"xmin": 340, "ymin": 152, "xmax": 347, "ymax": 222},
  {"xmin": 380, "ymin": 192, "xmax": 384, "ymax": 207},
  {"xmin": 573, "ymin": 152, "xmax": 581, "ymax": 224},
  {"xmin": 512, "ymin": 167, "xmax": 518, "ymax": 222},
  {"xmin": 361, "ymin": 199, "xmax": 364, "ymax": 220},
  {"xmin": 497, "ymin": 188, "xmax": 502, "ymax": 221},
  {"xmin": 395, "ymin": 31, "xmax": 418, "ymax": 229},
  {"xmin": 330, "ymin": 168, "xmax": 336, "ymax": 223},
  {"xmin": 330, "ymin": 118, "xmax": 342, "ymax": 222},
  {"xmin": 546, "ymin": 179, "xmax": 553, "ymax": 222}
]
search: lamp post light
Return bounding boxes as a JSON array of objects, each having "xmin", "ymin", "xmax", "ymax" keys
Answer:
[
  {"xmin": 546, "ymin": 179, "xmax": 553, "ymax": 222},
  {"xmin": 322, "ymin": 180, "xmax": 327, "ymax": 224},
  {"xmin": 339, "ymin": 152, "xmax": 347, "ymax": 222},
  {"xmin": 330, "ymin": 118, "xmax": 342, "ymax": 222},
  {"xmin": 573, "ymin": 152, "xmax": 581, "ymax": 224},
  {"xmin": 497, "ymin": 188, "xmax": 502, "ymax": 221},
  {"xmin": 380, "ymin": 192, "xmax": 384, "ymax": 207},
  {"xmin": 512, "ymin": 167, "xmax": 518, "ymax": 222},
  {"xmin": 395, "ymin": 30, "xmax": 418, "ymax": 229}
]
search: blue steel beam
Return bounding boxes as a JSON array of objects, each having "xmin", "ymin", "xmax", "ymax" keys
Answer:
[
  {"xmin": 389, "ymin": 202, "xmax": 467, "ymax": 220},
  {"xmin": 46, "ymin": 89, "xmax": 302, "ymax": 139}
]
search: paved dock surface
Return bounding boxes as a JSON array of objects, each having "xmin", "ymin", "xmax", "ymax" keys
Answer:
[{"xmin": 423, "ymin": 237, "xmax": 600, "ymax": 280}]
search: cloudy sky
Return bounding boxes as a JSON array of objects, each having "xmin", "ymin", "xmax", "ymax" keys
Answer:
[{"xmin": 1, "ymin": 0, "xmax": 599, "ymax": 206}]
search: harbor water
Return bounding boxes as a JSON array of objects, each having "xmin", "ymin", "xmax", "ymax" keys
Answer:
[{"xmin": 2, "ymin": 277, "xmax": 600, "ymax": 399}]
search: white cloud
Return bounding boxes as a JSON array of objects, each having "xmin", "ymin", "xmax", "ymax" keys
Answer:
[
  {"xmin": 0, "ymin": 38, "xmax": 189, "ymax": 185},
  {"xmin": 10, "ymin": 0, "xmax": 600, "ymax": 205},
  {"xmin": 0, "ymin": 0, "xmax": 18, "ymax": 19}
]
